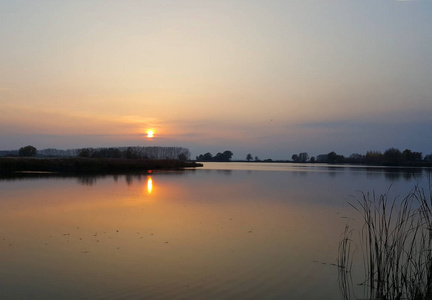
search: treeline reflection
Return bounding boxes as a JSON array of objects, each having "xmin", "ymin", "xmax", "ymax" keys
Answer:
[
  {"xmin": 322, "ymin": 166, "xmax": 424, "ymax": 181},
  {"xmin": 0, "ymin": 170, "xmax": 196, "ymax": 186},
  {"xmin": 351, "ymin": 167, "xmax": 425, "ymax": 181},
  {"xmin": 0, "ymin": 166, "xmax": 428, "ymax": 184}
]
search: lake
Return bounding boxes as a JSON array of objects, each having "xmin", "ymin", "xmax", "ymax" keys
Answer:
[{"xmin": 0, "ymin": 162, "xmax": 430, "ymax": 299}]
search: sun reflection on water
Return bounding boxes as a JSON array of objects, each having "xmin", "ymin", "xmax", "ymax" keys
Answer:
[{"xmin": 147, "ymin": 176, "xmax": 153, "ymax": 194}]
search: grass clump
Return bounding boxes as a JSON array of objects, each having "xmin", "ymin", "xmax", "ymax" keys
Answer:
[{"xmin": 339, "ymin": 181, "xmax": 432, "ymax": 300}]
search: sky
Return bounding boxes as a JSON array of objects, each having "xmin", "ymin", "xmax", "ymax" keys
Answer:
[{"xmin": 1, "ymin": 0, "xmax": 432, "ymax": 160}]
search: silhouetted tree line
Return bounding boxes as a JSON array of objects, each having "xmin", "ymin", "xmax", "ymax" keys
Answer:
[
  {"xmin": 292, "ymin": 148, "xmax": 431, "ymax": 166},
  {"xmin": 196, "ymin": 150, "xmax": 233, "ymax": 162},
  {"xmin": 316, "ymin": 151, "xmax": 345, "ymax": 164},
  {"xmin": 0, "ymin": 145, "xmax": 191, "ymax": 160},
  {"xmin": 38, "ymin": 148, "xmax": 78, "ymax": 157},
  {"xmin": 19, "ymin": 145, "xmax": 37, "ymax": 157},
  {"xmin": 291, "ymin": 152, "xmax": 310, "ymax": 163},
  {"xmin": 78, "ymin": 146, "xmax": 191, "ymax": 160}
]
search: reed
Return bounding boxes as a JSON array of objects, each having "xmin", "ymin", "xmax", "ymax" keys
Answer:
[
  {"xmin": 338, "ymin": 224, "xmax": 355, "ymax": 300},
  {"xmin": 339, "ymin": 182, "xmax": 432, "ymax": 300}
]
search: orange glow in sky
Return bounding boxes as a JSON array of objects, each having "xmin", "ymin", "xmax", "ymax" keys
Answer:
[{"xmin": 1, "ymin": 1, "xmax": 431, "ymax": 158}]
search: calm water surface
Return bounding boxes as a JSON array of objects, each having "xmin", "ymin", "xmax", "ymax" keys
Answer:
[{"xmin": 0, "ymin": 163, "xmax": 430, "ymax": 299}]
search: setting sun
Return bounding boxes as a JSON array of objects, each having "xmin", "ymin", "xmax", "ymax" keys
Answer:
[{"xmin": 147, "ymin": 130, "xmax": 154, "ymax": 138}]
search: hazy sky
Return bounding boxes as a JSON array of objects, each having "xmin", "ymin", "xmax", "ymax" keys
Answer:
[{"xmin": 1, "ymin": 0, "xmax": 432, "ymax": 159}]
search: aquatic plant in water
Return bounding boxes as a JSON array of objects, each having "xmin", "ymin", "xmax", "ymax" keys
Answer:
[{"xmin": 338, "ymin": 181, "xmax": 432, "ymax": 300}]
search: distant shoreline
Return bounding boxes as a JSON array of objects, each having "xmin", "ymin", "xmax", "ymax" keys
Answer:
[
  {"xmin": 0, "ymin": 157, "xmax": 203, "ymax": 175},
  {"xmin": 220, "ymin": 160, "xmax": 432, "ymax": 168}
]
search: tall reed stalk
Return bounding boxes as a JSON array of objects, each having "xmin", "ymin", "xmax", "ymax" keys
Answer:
[
  {"xmin": 338, "ymin": 224, "xmax": 355, "ymax": 300},
  {"xmin": 339, "ymin": 181, "xmax": 432, "ymax": 300}
]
